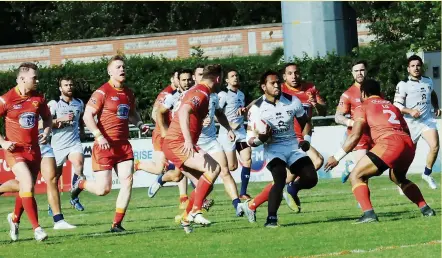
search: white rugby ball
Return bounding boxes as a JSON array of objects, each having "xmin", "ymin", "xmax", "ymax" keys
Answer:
[{"xmin": 253, "ymin": 119, "xmax": 270, "ymax": 135}]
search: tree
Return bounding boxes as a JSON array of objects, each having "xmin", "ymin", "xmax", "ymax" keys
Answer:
[{"xmin": 350, "ymin": 1, "xmax": 441, "ymax": 51}]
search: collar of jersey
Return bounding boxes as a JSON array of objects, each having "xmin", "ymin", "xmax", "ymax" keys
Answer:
[
  {"xmin": 227, "ymin": 85, "xmax": 238, "ymax": 93},
  {"xmin": 14, "ymin": 86, "xmax": 32, "ymax": 98},
  {"xmin": 283, "ymin": 82, "xmax": 303, "ymax": 92},
  {"xmin": 408, "ymin": 76, "xmax": 422, "ymax": 82},
  {"xmin": 263, "ymin": 95, "xmax": 280, "ymax": 106},
  {"xmin": 367, "ymin": 95, "xmax": 381, "ymax": 99},
  {"xmin": 108, "ymin": 80, "xmax": 124, "ymax": 91},
  {"xmin": 198, "ymin": 82, "xmax": 211, "ymax": 91}
]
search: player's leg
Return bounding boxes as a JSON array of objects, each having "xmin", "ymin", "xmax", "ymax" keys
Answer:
[
  {"xmin": 265, "ymin": 158, "xmax": 288, "ymax": 227},
  {"xmin": 73, "ymin": 170, "xmax": 112, "ymax": 196},
  {"xmin": 68, "ymin": 146, "xmax": 86, "ymax": 210},
  {"xmin": 0, "ymin": 179, "xmax": 20, "ymax": 193},
  {"xmin": 178, "ymin": 177, "xmax": 189, "ymax": 209},
  {"xmin": 286, "ymin": 156, "xmax": 317, "ymax": 214},
  {"xmin": 306, "ymin": 146, "xmax": 324, "ymax": 171},
  {"xmin": 238, "ymin": 142, "xmax": 252, "ymax": 200},
  {"xmin": 239, "ymin": 182, "xmax": 273, "ymax": 223},
  {"xmin": 41, "ymin": 156, "xmax": 76, "ymax": 229},
  {"xmin": 148, "ymin": 166, "xmax": 182, "ymax": 198},
  {"xmin": 342, "ymin": 149, "xmax": 367, "ymax": 183},
  {"xmin": 146, "ymin": 151, "xmax": 176, "ymax": 197},
  {"xmin": 283, "ymin": 169, "xmax": 302, "ymax": 212},
  {"xmin": 348, "ymin": 152, "xmax": 385, "ymax": 223},
  {"xmin": 112, "ymin": 159, "xmax": 134, "ymax": 232},
  {"xmin": 421, "ymin": 128, "xmax": 439, "ymax": 189}
]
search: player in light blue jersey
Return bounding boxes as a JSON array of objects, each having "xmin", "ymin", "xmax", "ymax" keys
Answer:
[
  {"xmin": 48, "ymin": 77, "xmax": 86, "ymax": 211},
  {"xmin": 217, "ymin": 69, "xmax": 252, "ymax": 200}
]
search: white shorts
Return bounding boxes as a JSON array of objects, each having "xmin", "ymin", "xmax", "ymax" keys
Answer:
[
  {"xmin": 218, "ymin": 127, "xmax": 247, "ymax": 152},
  {"xmin": 40, "ymin": 144, "xmax": 55, "ymax": 158},
  {"xmin": 198, "ymin": 138, "xmax": 223, "ymax": 154},
  {"xmin": 407, "ymin": 118, "xmax": 437, "ymax": 143},
  {"xmin": 53, "ymin": 142, "xmax": 83, "ymax": 167},
  {"xmin": 265, "ymin": 143, "xmax": 307, "ymax": 167}
]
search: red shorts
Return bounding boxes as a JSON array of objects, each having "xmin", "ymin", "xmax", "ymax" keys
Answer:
[
  {"xmin": 162, "ymin": 139, "xmax": 199, "ymax": 169},
  {"xmin": 151, "ymin": 129, "xmax": 164, "ymax": 152},
  {"xmin": 4, "ymin": 146, "xmax": 41, "ymax": 175},
  {"xmin": 348, "ymin": 128, "xmax": 373, "ymax": 151},
  {"xmin": 92, "ymin": 140, "xmax": 134, "ymax": 172},
  {"xmin": 370, "ymin": 134, "xmax": 415, "ymax": 172}
]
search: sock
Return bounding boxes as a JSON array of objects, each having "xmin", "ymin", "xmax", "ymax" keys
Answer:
[
  {"xmin": 267, "ymin": 214, "xmax": 277, "ymax": 220},
  {"xmin": 113, "ymin": 208, "xmax": 126, "ymax": 226},
  {"xmin": 186, "ymin": 190, "xmax": 196, "ymax": 215},
  {"xmin": 179, "ymin": 194, "xmax": 188, "ymax": 203},
  {"xmin": 240, "ymin": 166, "xmax": 251, "ymax": 196},
  {"xmin": 249, "ymin": 183, "xmax": 273, "ymax": 211},
  {"xmin": 232, "ymin": 198, "xmax": 240, "ymax": 210},
  {"xmin": 72, "ymin": 174, "xmax": 79, "ymax": 186},
  {"xmin": 402, "ymin": 183, "xmax": 427, "ymax": 208},
  {"xmin": 352, "ymin": 183, "xmax": 373, "ymax": 212},
  {"xmin": 21, "ymin": 193, "xmax": 39, "ymax": 230},
  {"xmin": 157, "ymin": 175, "xmax": 165, "ymax": 186},
  {"xmin": 286, "ymin": 181, "xmax": 300, "ymax": 199},
  {"xmin": 53, "ymin": 213, "xmax": 64, "ymax": 223},
  {"xmin": 192, "ymin": 174, "xmax": 212, "ymax": 212},
  {"xmin": 12, "ymin": 196, "xmax": 24, "ymax": 223},
  {"xmin": 424, "ymin": 167, "xmax": 432, "ymax": 176}
]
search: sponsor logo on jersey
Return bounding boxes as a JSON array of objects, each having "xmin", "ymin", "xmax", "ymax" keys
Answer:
[
  {"xmin": 111, "ymin": 96, "xmax": 119, "ymax": 101},
  {"xmin": 18, "ymin": 112, "xmax": 36, "ymax": 129},
  {"xmin": 116, "ymin": 104, "xmax": 130, "ymax": 119},
  {"xmin": 32, "ymin": 101, "xmax": 39, "ymax": 107},
  {"xmin": 12, "ymin": 104, "xmax": 22, "ymax": 110}
]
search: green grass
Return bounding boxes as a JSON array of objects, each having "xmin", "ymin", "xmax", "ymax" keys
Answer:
[{"xmin": 0, "ymin": 173, "xmax": 440, "ymax": 258}]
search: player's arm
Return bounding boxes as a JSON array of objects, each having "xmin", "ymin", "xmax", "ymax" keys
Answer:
[
  {"xmin": 312, "ymin": 88, "xmax": 327, "ymax": 116},
  {"xmin": 334, "ymin": 94, "xmax": 352, "ymax": 127},
  {"xmin": 431, "ymin": 90, "xmax": 441, "ymax": 116},
  {"xmin": 156, "ymin": 105, "xmax": 170, "ymax": 137},
  {"xmin": 178, "ymin": 104, "xmax": 194, "ymax": 144},
  {"xmin": 39, "ymin": 102, "xmax": 53, "ymax": 144},
  {"xmin": 246, "ymin": 105, "xmax": 269, "ymax": 147},
  {"xmin": 215, "ymin": 109, "xmax": 233, "ymax": 132},
  {"xmin": 0, "ymin": 98, "xmax": 14, "ymax": 151},
  {"xmin": 393, "ymin": 82, "xmax": 420, "ymax": 118}
]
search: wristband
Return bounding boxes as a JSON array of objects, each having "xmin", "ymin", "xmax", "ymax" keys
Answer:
[
  {"xmin": 346, "ymin": 119, "xmax": 354, "ymax": 127},
  {"xmin": 303, "ymin": 135, "xmax": 311, "ymax": 143},
  {"xmin": 92, "ymin": 129, "xmax": 102, "ymax": 138},
  {"xmin": 333, "ymin": 148, "xmax": 348, "ymax": 161}
]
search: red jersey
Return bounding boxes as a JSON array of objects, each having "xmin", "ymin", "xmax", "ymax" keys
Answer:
[
  {"xmin": 0, "ymin": 87, "xmax": 51, "ymax": 147},
  {"xmin": 152, "ymin": 85, "xmax": 176, "ymax": 134},
  {"xmin": 165, "ymin": 84, "xmax": 210, "ymax": 144},
  {"xmin": 281, "ymin": 82, "xmax": 324, "ymax": 118},
  {"xmin": 354, "ymin": 96, "xmax": 410, "ymax": 144},
  {"xmin": 338, "ymin": 84, "xmax": 362, "ymax": 120},
  {"xmin": 87, "ymin": 81, "xmax": 135, "ymax": 142}
]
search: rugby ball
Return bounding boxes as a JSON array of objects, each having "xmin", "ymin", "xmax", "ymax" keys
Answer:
[{"xmin": 253, "ymin": 119, "xmax": 270, "ymax": 135}]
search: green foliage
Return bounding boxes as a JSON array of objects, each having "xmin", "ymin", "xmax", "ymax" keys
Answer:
[{"xmin": 0, "ymin": 44, "xmax": 410, "ymax": 123}]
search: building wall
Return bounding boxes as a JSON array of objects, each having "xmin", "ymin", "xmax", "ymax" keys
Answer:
[{"xmin": 0, "ymin": 22, "xmax": 371, "ymax": 71}]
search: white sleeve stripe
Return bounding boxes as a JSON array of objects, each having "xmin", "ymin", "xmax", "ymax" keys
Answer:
[
  {"xmin": 0, "ymin": 97, "xmax": 6, "ymax": 104},
  {"xmin": 96, "ymin": 90, "xmax": 105, "ymax": 95},
  {"xmin": 342, "ymin": 93, "xmax": 349, "ymax": 99}
]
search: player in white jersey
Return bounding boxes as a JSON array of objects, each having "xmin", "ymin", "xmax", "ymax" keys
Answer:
[
  {"xmin": 217, "ymin": 69, "xmax": 252, "ymax": 200},
  {"xmin": 47, "ymin": 77, "xmax": 87, "ymax": 210},
  {"xmin": 394, "ymin": 55, "xmax": 441, "ymax": 189},
  {"xmin": 239, "ymin": 71, "xmax": 317, "ymax": 227}
]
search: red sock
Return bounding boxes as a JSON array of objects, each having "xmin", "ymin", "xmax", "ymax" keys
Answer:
[
  {"xmin": 352, "ymin": 183, "xmax": 373, "ymax": 211},
  {"xmin": 21, "ymin": 194, "xmax": 39, "ymax": 230},
  {"xmin": 113, "ymin": 208, "xmax": 126, "ymax": 225},
  {"xmin": 402, "ymin": 183, "xmax": 427, "ymax": 208},
  {"xmin": 186, "ymin": 191, "xmax": 196, "ymax": 215},
  {"xmin": 180, "ymin": 194, "xmax": 188, "ymax": 203},
  {"xmin": 192, "ymin": 175, "xmax": 212, "ymax": 212},
  {"xmin": 12, "ymin": 196, "xmax": 24, "ymax": 223},
  {"xmin": 249, "ymin": 183, "xmax": 273, "ymax": 211}
]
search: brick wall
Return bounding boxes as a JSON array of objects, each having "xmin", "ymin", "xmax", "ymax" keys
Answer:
[{"xmin": 0, "ymin": 22, "xmax": 371, "ymax": 71}]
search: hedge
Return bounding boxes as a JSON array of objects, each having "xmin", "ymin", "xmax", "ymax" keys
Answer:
[{"xmin": 0, "ymin": 43, "xmax": 411, "ymax": 125}]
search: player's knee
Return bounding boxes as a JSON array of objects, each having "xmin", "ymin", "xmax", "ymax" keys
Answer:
[
  {"xmin": 313, "ymin": 155, "xmax": 324, "ymax": 171},
  {"xmin": 228, "ymin": 163, "xmax": 238, "ymax": 171},
  {"xmin": 220, "ymin": 166, "xmax": 230, "ymax": 177},
  {"xmin": 303, "ymin": 171, "xmax": 318, "ymax": 189},
  {"xmin": 97, "ymin": 186, "xmax": 112, "ymax": 196}
]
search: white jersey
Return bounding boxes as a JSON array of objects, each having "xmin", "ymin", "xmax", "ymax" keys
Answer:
[
  {"xmin": 218, "ymin": 86, "xmax": 245, "ymax": 135},
  {"xmin": 164, "ymin": 90, "xmax": 184, "ymax": 118},
  {"xmin": 48, "ymin": 98, "xmax": 84, "ymax": 150},
  {"xmin": 247, "ymin": 93, "xmax": 305, "ymax": 146},
  {"xmin": 394, "ymin": 76, "xmax": 434, "ymax": 122},
  {"xmin": 198, "ymin": 93, "xmax": 219, "ymax": 144}
]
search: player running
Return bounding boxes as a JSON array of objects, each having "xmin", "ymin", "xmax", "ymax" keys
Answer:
[
  {"xmin": 162, "ymin": 64, "xmax": 224, "ymax": 233},
  {"xmin": 238, "ymin": 71, "xmax": 317, "ymax": 227},
  {"xmin": 325, "ymin": 79, "xmax": 436, "ymax": 223},
  {"xmin": 217, "ymin": 69, "xmax": 252, "ymax": 200},
  {"xmin": 0, "ymin": 62, "xmax": 52, "ymax": 241},
  {"xmin": 280, "ymin": 63, "xmax": 326, "ymax": 212},
  {"xmin": 47, "ymin": 77, "xmax": 86, "ymax": 212},
  {"xmin": 334, "ymin": 60, "xmax": 373, "ymax": 183},
  {"xmin": 394, "ymin": 55, "xmax": 440, "ymax": 190},
  {"xmin": 71, "ymin": 55, "xmax": 149, "ymax": 232}
]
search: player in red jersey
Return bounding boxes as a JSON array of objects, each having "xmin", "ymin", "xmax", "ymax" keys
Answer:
[
  {"xmin": 325, "ymin": 79, "xmax": 436, "ymax": 223},
  {"xmin": 335, "ymin": 60, "xmax": 373, "ymax": 183},
  {"xmin": 70, "ymin": 55, "xmax": 149, "ymax": 233},
  {"xmin": 162, "ymin": 64, "xmax": 223, "ymax": 233},
  {"xmin": 280, "ymin": 63, "xmax": 326, "ymax": 212},
  {"xmin": 0, "ymin": 62, "xmax": 52, "ymax": 241}
]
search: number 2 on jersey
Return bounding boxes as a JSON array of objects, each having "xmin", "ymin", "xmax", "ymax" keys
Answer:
[{"xmin": 383, "ymin": 110, "xmax": 400, "ymax": 124}]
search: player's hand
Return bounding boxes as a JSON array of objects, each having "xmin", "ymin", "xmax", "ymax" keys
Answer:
[
  {"xmin": 202, "ymin": 116, "xmax": 211, "ymax": 127},
  {"xmin": 58, "ymin": 114, "xmax": 74, "ymax": 123},
  {"xmin": 410, "ymin": 109, "xmax": 420, "ymax": 118},
  {"xmin": 258, "ymin": 125, "xmax": 272, "ymax": 142},
  {"xmin": 324, "ymin": 156, "xmax": 339, "ymax": 172},
  {"xmin": 1, "ymin": 141, "xmax": 15, "ymax": 152},
  {"xmin": 236, "ymin": 107, "xmax": 247, "ymax": 116},
  {"xmin": 227, "ymin": 129, "xmax": 236, "ymax": 142},
  {"xmin": 97, "ymin": 136, "xmax": 110, "ymax": 150},
  {"xmin": 434, "ymin": 109, "xmax": 441, "ymax": 117},
  {"xmin": 39, "ymin": 132, "xmax": 49, "ymax": 145},
  {"xmin": 139, "ymin": 124, "xmax": 150, "ymax": 135},
  {"xmin": 299, "ymin": 140, "xmax": 310, "ymax": 152},
  {"xmin": 307, "ymin": 94, "xmax": 317, "ymax": 106},
  {"xmin": 182, "ymin": 140, "xmax": 194, "ymax": 158}
]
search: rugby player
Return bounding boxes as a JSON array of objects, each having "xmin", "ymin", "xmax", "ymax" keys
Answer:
[
  {"xmin": 71, "ymin": 55, "xmax": 149, "ymax": 232},
  {"xmin": 325, "ymin": 79, "xmax": 436, "ymax": 223},
  {"xmin": 238, "ymin": 71, "xmax": 317, "ymax": 227},
  {"xmin": 394, "ymin": 55, "xmax": 440, "ymax": 190}
]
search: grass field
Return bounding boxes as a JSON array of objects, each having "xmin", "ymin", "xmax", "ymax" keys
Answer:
[{"xmin": 0, "ymin": 173, "xmax": 440, "ymax": 258}]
